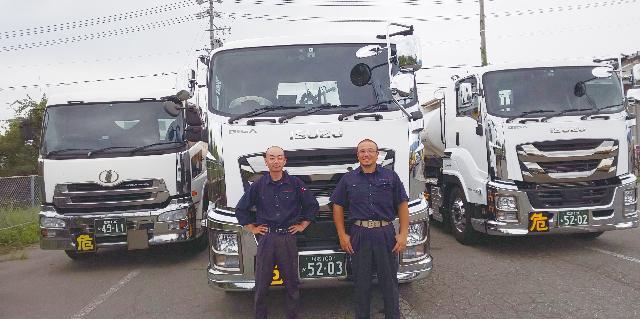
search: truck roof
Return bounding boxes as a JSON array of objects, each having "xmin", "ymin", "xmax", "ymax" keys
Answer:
[
  {"xmin": 46, "ymin": 89, "xmax": 178, "ymax": 107},
  {"xmin": 212, "ymin": 34, "xmax": 388, "ymax": 53},
  {"xmin": 464, "ymin": 60, "xmax": 611, "ymax": 75}
]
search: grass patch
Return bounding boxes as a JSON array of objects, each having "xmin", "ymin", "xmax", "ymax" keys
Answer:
[{"xmin": 0, "ymin": 205, "xmax": 39, "ymax": 253}]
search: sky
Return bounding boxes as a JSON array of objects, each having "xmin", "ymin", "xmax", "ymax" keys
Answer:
[{"xmin": 0, "ymin": 0, "xmax": 639, "ymax": 127}]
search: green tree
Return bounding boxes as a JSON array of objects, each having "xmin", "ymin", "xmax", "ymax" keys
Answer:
[{"xmin": 0, "ymin": 95, "xmax": 47, "ymax": 177}]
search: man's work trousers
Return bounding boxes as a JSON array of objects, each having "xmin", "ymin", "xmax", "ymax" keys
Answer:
[
  {"xmin": 254, "ymin": 232, "xmax": 300, "ymax": 319},
  {"xmin": 350, "ymin": 224, "xmax": 400, "ymax": 319}
]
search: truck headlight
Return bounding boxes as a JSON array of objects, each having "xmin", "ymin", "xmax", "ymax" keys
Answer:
[
  {"xmin": 40, "ymin": 217, "xmax": 65, "ymax": 228},
  {"xmin": 211, "ymin": 231, "xmax": 241, "ymax": 270},
  {"xmin": 624, "ymin": 189, "xmax": 637, "ymax": 205},
  {"xmin": 214, "ymin": 232, "xmax": 239, "ymax": 254},
  {"xmin": 407, "ymin": 223, "xmax": 426, "ymax": 246},
  {"xmin": 495, "ymin": 195, "xmax": 518, "ymax": 211},
  {"xmin": 158, "ymin": 210, "xmax": 187, "ymax": 222}
]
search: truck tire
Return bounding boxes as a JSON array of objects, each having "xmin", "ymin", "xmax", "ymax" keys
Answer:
[
  {"xmin": 449, "ymin": 187, "xmax": 478, "ymax": 245},
  {"xmin": 64, "ymin": 250, "xmax": 95, "ymax": 260}
]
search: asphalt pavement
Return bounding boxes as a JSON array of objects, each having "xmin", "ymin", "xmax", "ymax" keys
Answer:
[{"xmin": 2, "ymin": 224, "xmax": 640, "ymax": 319}]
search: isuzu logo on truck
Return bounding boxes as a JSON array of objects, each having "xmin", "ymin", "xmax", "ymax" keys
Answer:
[
  {"xmin": 98, "ymin": 169, "xmax": 119, "ymax": 184},
  {"xmin": 550, "ymin": 127, "xmax": 586, "ymax": 134},
  {"xmin": 289, "ymin": 128, "xmax": 343, "ymax": 140}
]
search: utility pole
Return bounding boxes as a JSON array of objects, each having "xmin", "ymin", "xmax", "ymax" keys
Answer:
[
  {"xmin": 209, "ymin": 0, "xmax": 216, "ymax": 51},
  {"xmin": 479, "ymin": 0, "xmax": 488, "ymax": 66}
]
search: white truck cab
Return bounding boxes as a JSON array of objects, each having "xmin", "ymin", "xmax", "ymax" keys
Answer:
[
  {"xmin": 422, "ymin": 61, "xmax": 638, "ymax": 243},
  {"xmin": 205, "ymin": 29, "xmax": 433, "ymax": 290},
  {"xmin": 38, "ymin": 90, "xmax": 208, "ymax": 259}
]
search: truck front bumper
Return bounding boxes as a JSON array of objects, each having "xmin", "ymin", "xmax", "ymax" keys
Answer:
[
  {"xmin": 207, "ymin": 252, "xmax": 433, "ymax": 291},
  {"xmin": 473, "ymin": 175, "xmax": 639, "ymax": 236},
  {"xmin": 206, "ymin": 198, "xmax": 433, "ymax": 291},
  {"xmin": 39, "ymin": 200, "xmax": 202, "ymax": 251}
]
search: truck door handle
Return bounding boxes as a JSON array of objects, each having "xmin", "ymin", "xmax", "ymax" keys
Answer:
[{"xmin": 456, "ymin": 132, "xmax": 460, "ymax": 146}]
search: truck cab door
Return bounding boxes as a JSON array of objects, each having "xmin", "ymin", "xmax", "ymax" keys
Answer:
[
  {"xmin": 187, "ymin": 141, "xmax": 207, "ymax": 224},
  {"xmin": 444, "ymin": 76, "xmax": 489, "ymax": 204}
]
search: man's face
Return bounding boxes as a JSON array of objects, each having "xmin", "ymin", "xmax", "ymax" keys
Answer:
[
  {"xmin": 264, "ymin": 147, "xmax": 286, "ymax": 173},
  {"xmin": 357, "ymin": 141, "xmax": 379, "ymax": 167}
]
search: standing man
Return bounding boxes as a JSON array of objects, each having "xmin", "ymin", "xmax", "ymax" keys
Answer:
[
  {"xmin": 330, "ymin": 139, "xmax": 409, "ymax": 319},
  {"xmin": 236, "ymin": 146, "xmax": 319, "ymax": 319}
]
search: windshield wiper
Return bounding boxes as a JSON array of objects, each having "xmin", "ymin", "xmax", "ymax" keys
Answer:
[
  {"xmin": 87, "ymin": 146, "xmax": 136, "ymax": 157},
  {"xmin": 45, "ymin": 148, "xmax": 92, "ymax": 158},
  {"xmin": 505, "ymin": 109, "xmax": 556, "ymax": 123},
  {"xmin": 579, "ymin": 103, "xmax": 623, "ymax": 120},
  {"xmin": 130, "ymin": 141, "xmax": 186, "ymax": 154},
  {"xmin": 337, "ymin": 100, "xmax": 395, "ymax": 121},
  {"xmin": 278, "ymin": 103, "xmax": 358, "ymax": 123},
  {"xmin": 541, "ymin": 108, "xmax": 591, "ymax": 122},
  {"xmin": 228, "ymin": 105, "xmax": 304, "ymax": 124}
]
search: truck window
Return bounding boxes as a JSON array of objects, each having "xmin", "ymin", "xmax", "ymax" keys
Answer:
[{"xmin": 456, "ymin": 77, "xmax": 479, "ymax": 119}]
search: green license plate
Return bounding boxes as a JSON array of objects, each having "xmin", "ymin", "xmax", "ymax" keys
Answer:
[
  {"xmin": 558, "ymin": 211, "xmax": 589, "ymax": 226},
  {"xmin": 299, "ymin": 253, "xmax": 347, "ymax": 279}
]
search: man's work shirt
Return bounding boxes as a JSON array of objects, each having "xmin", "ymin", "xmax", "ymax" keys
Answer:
[
  {"xmin": 330, "ymin": 165, "xmax": 409, "ymax": 221},
  {"xmin": 236, "ymin": 171, "xmax": 319, "ymax": 228}
]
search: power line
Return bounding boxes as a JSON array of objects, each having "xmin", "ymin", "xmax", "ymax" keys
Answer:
[
  {"xmin": 1, "ymin": 14, "xmax": 204, "ymax": 53},
  {"xmin": 0, "ymin": 0, "xmax": 196, "ymax": 40},
  {"xmin": 227, "ymin": 0, "xmax": 493, "ymax": 6},
  {"xmin": 0, "ymin": 72, "xmax": 178, "ymax": 91},
  {"xmin": 0, "ymin": 50, "xmax": 191, "ymax": 70},
  {"xmin": 223, "ymin": 0, "xmax": 638, "ymax": 23}
]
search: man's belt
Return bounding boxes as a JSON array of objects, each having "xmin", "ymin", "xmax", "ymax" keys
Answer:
[
  {"xmin": 354, "ymin": 220, "xmax": 391, "ymax": 228},
  {"xmin": 266, "ymin": 227, "xmax": 290, "ymax": 235}
]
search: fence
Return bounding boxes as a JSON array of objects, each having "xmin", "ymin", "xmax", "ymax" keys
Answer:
[{"xmin": 0, "ymin": 175, "xmax": 41, "ymax": 207}]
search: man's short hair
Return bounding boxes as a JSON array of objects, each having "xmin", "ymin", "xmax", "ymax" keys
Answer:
[
  {"xmin": 357, "ymin": 138, "xmax": 379, "ymax": 151},
  {"xmin": 264, "ymin": 145, "xmax": 285, "ymax": 157}
]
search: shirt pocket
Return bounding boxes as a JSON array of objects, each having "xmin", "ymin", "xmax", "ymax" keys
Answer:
[
  {"xmin": 373, "ymin": 179, "xmax": 393, "ymax": 203},
  {"xmin": 279, "ymin": 189, "xmax": 296, "ymax": 203},
  {"xmin": 349, "ymin": 183, "xmax": 369, "ymax": 204}
]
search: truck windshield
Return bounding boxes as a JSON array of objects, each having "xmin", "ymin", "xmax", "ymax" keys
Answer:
[
  {"xmin": 42, "ymin": 101, "xmax": 184, "ymax": 158},
  {"xmin": 483, "ymin": 66, "xmax": 624, "ymax": 118},
  {"xmin": 209, "ymin": 43, "xmax": 395, "ymax": 115}
]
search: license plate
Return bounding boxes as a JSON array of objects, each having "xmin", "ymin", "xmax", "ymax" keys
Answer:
[
  {"xmin": 559, "ymin": 211, "xmax": 589, "ymax": 227},
  {"xmin": 528, "ymin": 212, "xmax": 551, "ymax": 232},
  {"xmin": 95, "ymin": 218, "xmax": 127, "ymax": 235},
  {"xmin": 299, "ymin": 253, "xmax": 347, "ymax": 279},
  {"xmin": 271, "ymin": 265, "xmax": 284, "ymax": 286},
  {"xmin": 75, "ymin": 233, "xmax": 96, "ymax": 252}
]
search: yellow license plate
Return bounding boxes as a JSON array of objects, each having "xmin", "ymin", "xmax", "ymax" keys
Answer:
[
  {"xmin": 75, "ymin": 233, "xmax": 96, "ymax": 252},
  {"xmin": 528, "ymin": 212, "xmax": 551, "ymax": 232},
  {"xmin": 271, "ymin": 265, "xmax": 284, "ymax": 286}
]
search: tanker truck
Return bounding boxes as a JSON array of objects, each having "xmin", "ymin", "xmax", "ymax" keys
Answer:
[{"xmin": 420, "ymin": 61, "xmax": 638, "ymax": 244}]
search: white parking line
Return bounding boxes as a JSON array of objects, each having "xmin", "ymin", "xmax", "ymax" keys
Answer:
[
  {"xmin": 399, "ymin": 296, "xmax": 417, "ymax": 319},
  {"xmin": 70, "ymin": 270, "xmax": 140, "ymax": 319},
  {"xmin": 588, "ymin": 247, "xmax": 640, "ymax": 264}
]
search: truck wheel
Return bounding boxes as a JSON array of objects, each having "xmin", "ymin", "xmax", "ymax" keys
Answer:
[
  {"xmin": 449, "ymin": 187, "xmax": 478, "ymax": 245},
  {"xmin": 573, "ymin": 231, "xmax": 604, "ymax": 240},
  {"xmin": 64, "ymin": 250, "xmax": 95, "ymax": 260}
]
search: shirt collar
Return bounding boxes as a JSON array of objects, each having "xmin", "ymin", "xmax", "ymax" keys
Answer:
[
  {"xmin": 356, "ymin": 164, "xmax": 380, "ymax": 175},
  {"xmin": 267, "ymin": 171, "xmax": 291, "ymax": 185}
]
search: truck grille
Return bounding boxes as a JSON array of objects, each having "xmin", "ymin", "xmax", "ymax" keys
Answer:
[
  {"xmin": 536, "ymin": 159, "xmax": 601, "ymax": 174},
  {"xmin": 517, "ymin": 139, "xmax": 618, "ymax": 183},
  {"xmin": 521, "ymin": 178, "xmax": 619, "ymax": 209},
  {"xmin": 53, "ymin": 179, "xmax": 170, "ymax": 213}
]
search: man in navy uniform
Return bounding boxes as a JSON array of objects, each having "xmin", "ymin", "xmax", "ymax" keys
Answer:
[
  {"xmin": 236, "ymin": 146, "xmax": 319, "ymax": 319},
  {"xmin": 330, "ymin": 139, "xmax": 409, "ymax": 319}
]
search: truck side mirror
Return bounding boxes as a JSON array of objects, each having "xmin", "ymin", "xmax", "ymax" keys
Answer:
[
  {"xmin": 185, "ymin": 107, "xmax": 203, "ymax": 126},
  {"xmin": 19, "ymin": 118, "xmax": 35, "ymax": 142},
  {"xmin": 475, "ymin": 122, "xmax": 483, "ymax": 136},
  {"xmin": 410, "ymin": 110, "xmax": 423, "ymax": 121},
  {"xmin": 396, "ymin": 35, "xmax": 422, "ymax": 71},
  {"xmin": 350, "ymin": 63, "xmax": 372, "ymax": 87}
]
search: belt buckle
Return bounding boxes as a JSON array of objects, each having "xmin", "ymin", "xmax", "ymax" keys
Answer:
[{"xmin": 367, "ymin": 220, "xmax": 375, "ymax": 228}]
